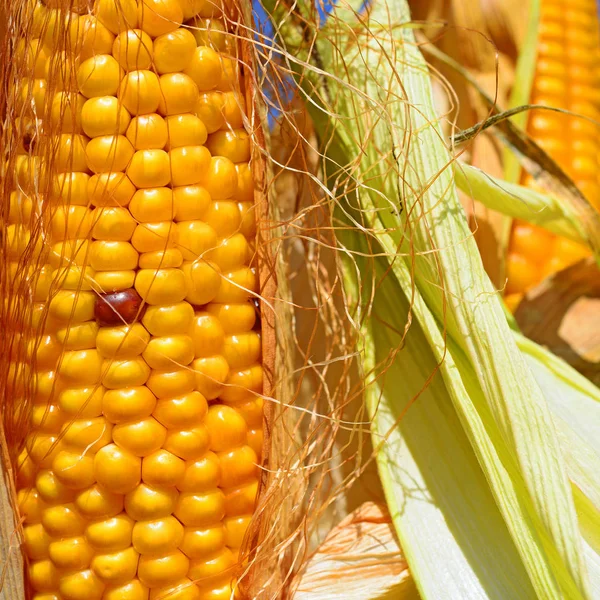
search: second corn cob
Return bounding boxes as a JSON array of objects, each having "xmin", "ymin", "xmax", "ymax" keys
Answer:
[
  {"xmin": 505, "ymin": 0, "xmax": 600, "ymax": 310},
  {"xmin": 7, "ymin": 0, "xmax": 263, "ymax": 598}
]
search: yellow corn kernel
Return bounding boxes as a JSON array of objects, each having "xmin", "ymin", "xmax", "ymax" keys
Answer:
[
  {"xmin": 177, "ymin": 452, "xmax": 221, "ymax": 492},
  {"xmin": 86, "ymin": 134, "xmax": 135, "ymax": 173},
  {"xmin": 192, "ymin": 355, "xmax": 229, "ymax": 400},
  {"xmin": 139, "ymin": 249, "xmax": 184, "ymax": 269},
  {"xmin": 70, "ymin": 14, "xmax": 115, "ymax": 60},
  {"xmin": 95, "ymin": 443, "xmax": 141, "ymax": 493},
  {"xmin": 88, "ymin": 172, "xmax": 137, "ymax": 207},
  {"xmin": 90, "ymin": 546, "xmax": 140, "ymax": 584},
  {"xmin": 94, "ymin": 0, "xmax": 138, "ymax": 35},
  {"xmin": 135, "ymin": 268, "xmax": 188, "ymax": 304},
  {"xmin": 36, "ymin": 469, "xmax": 76, "ymax": 504},
  {"xmin": 181, "ymin": 260, "xmax": 222, "ymax": 305},
  {"xmin": 187, "ymin": 548, "xmax": 236, "ymax": 584},
  {"xmin": 153, "ymin": 392, "xmax": 208, "ymax": 429},
  {"xmin": 93, "ymin": 270, "xmax": 137, "ymax": 291},
  {"xmin": 103, "ymin": 579, "xmax": 149, "ymax": 600},
  {"xmin": 58, "ymin": 569, "xmax": 105, "ymax": 600},
  {"xmin": 129, "ymin": 188, "xmax": 175, "ymax": 222},
  {"xmin": 224, "ymin": 480, "xmax": 258, "ymax": 516},
  {"xmin": 75, "ymin": 483, "xmax": 124, "ymax": 518},
  {"xmin": 164, "ymin": 426, "xmax": 210, "ymax": 461},
  {"xmin": 48, "ymin": 536, "xmax": 95, "ymax": 570},
  {"xmin": 138, "ymin": 0, "xmax": 183, "ymax": 37},
  {"xmin": 85, "ymin": 514, "xmax": 134, "ymax": 551},
  {"xmin": 142, "ymin": 449, "xmax": 187, "ymax": 487},
  {"xmin": 223, "ymin": 515, "xmax": 250, "ymax": 549},
  {"xmin": 118, "ymin": 70, "xmax": 161, "ymax": 116},
  {"xmin": 42, "ymin": 503, "xmax": 87, "ymax": 537},
  {"xmin": 132, "ymin": 516, "xmax": 184, "ymax": 554},
  {"xmin": 158, "ymin": 73, "xmax": 200, "ymax": 116},
  {"xmin": 127, "ymin": 149, "xmax": 171, "ymax": 187},
  {"xmin": 149, "ymin": 579, "xmax": 201, "ymax": 600},
  {"xmin": 174, "ymin": 490, "xmax": 225, "ymax": 527},
  {"xmin": 125, "ymin": 483, "xmax": 179, "ymax": 521},
  {"xmin": 77, "ymin": 54, "xmax": 123, "ymax": 98},
  {"xmin": 147, "ymin": 368, "xmax": 197, "ymax": 398},
  {"xmin": 29, "ymin": 559, "xmax": 60, "ymax": 593},
  {"xmin": 165, "ymin": 114, "xmax": 208, "ymax": 149},
  {"xmin": 169, "ymin": 146, "xmax": 212, "ymax": 187},
  {"xmin": 23, "ymin": 523, "xmax": 52, "ymax": 560},
  {"xmin": 202, "ymin": 156, "xmax": 238, "ymax": 201},
  {"xmin": 82, "ymin": 97, "xmax": 131, "ymax": 138},
  {"xmin": 96, "ymin": 323, "xmax": 150, "ymax": 358},
  {"xmin": 138, "ymin": 551, "xmax": 190, "ymax": 588},
  {"xmin": 179, "ymin": 525, "xmax": 226, "ymax": 559},
  {"xmin": 154, "ymin": 29, "xmax": 197, "ymax": 74},
  {"xmin": 112, "ymin": 29, "xmax": 153, "ymax": 71},
  {"xmin": 184, "ymin": 46, "xmax": 222, "ymax": 91},
  {"xmin": 51, "ymin": 451, "xmax": 96, "ymax": 490},
  {"xmin": 90, "ymin": 240, "xmax": 139, "ymax": 270},
  {"xmin": 218, "ymin": 445, "xmax": 257, "ymax": 488},
  {"xmin": 126, "ymin": 114, "xmax": 169, "ymax": 149},
  {"xmin": 173, "ymin": 185, "xmax": 211, "ymax": 221},
  {"xmin": 113, "ymin": 417, "xmax": 167, "ymax": 457}
]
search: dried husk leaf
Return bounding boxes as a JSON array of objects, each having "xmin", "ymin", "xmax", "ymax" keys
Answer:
[{"xmin": 292, "ymin": 503, "xmax": 417, "ymax": 600}]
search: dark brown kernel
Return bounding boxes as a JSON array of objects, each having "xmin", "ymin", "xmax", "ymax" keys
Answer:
[{"xmin": 95, "ymin": 288, "xmax": 145, "ymax": 326}]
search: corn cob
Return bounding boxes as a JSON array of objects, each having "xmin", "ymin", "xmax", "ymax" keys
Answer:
[
  {"xmin": 505, "ymin": 0, "xmax": 600, "ymax": 310},
  {"xmin": 7, "ymin": 1, "xmax": 263, "ymax": 598}
]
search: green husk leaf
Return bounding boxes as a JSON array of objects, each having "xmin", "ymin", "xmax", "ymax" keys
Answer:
[
  {"xmin": 454, "ymin": 163, "xmax": 600, "ymax": 258},
  {"xmin": 268, "ymin": 0, "xmax": 596, "ymax": 597}
]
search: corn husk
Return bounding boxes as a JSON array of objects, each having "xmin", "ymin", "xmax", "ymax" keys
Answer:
[{"xmin": 266, "ymin": 0, "xmax": 600, "ymax": 597}]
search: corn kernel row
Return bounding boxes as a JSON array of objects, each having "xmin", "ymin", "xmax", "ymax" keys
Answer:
[
  {"xmin": 9, "ymin": 1, "xmax": 262, "ymax": 599},
  {"xmin": 505, "ymin": 0, "xmax": 600, "ymax": 309}
]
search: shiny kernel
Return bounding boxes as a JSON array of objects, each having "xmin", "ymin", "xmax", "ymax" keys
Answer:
[
  {"xmin": 91, "ymin": 546, "xmax": 139, "ymax": 584},
  {"xmin": 229, "ymin": 396, "xmax": 263, "ymax": 427},
  {"xmin": 103, "ymin": 579, "xmax": 149, "ymax": 600},
  {"xmin": 32, "ymin": 594, "xmax": 61, "ymax": 600},
  {"xmin": 70, "ymin": 14, "xmax": 116, "ymax": 60},
  {"xmin": 97, "ymin": 323, "xmax": 150, "ymax": 358},
  {"xmin": 18, "ymin": 488, "xmax": 47, "ymax": 524},
  {"xmin": 75, "ymin": 483, "xmax": 124, "ymax": 518},
  {"xmin": 23, "ymin": 523, "xmax": 52, "ymax": 560},
  {"xmin": 59, "ymin": 569, "xmax": 105, "ymax": 600},
  {"xmin": 148, "ymin": 579, "xmax": 201, "ymax": 600},
  {"xmin": 58, "ymin": 386, "xmax": 104, "ymax": 419},
  {"xmin": 248, "ymin": 428, "xmax": 263, "ymax": 458},
  {"xmin": 206, "ymin": 234, "xmax": 249, "ymax": 270},
  {"xmin": 52, "ymin": 451, "xmax": 96, "ymax": 490},
  {"xmin": 133, "ymin": 516, "xmax": 184, "ymax": 554},
  {"xmin": 206, "ymin": 303, "xmax": 255, "ymax": 334},
  {"xmin": 102, "ymin": 357, "xmax": 151, "ymax": 389},
  {"xmin": 126, "ymin": 113, "xmax": 169, "ymax": 149},
  {"xmin": 201, "ymin": 156, "xmax": 238, "ymax": 200},
  {"xmin": 26, "ymin": 433, "xmax": 61, "ymax": 468},
  {"xmin": 196, "ymin": 92, "xmax": 225, "ymax": 133},
  {"xmin": 220, "ymin": 364, "xmax": 263, "ymax": 403},
  {"xmin": 31, "ymin": 404, "xmax": 63, "ymax": 432},
  {"xmin": 191, "ymin": 313, "xmax": 225, "ymax": 357},
  {"xmin": 143, "ymin": 335, "xmax": 195, "ymax": 370},
  {"xmin": 85, "ymin": 513, "xmax": 134, "ymax": 551},
  {"xmin": 135, "ymin": 268, "xmax": 188, "ymax": 304},
  {"xmin": 53, "ymin": 134, "xmax": 88, "ymax": 173},
  {"xmin": 213, "ymin": 267, "xmax": 257, "ymax": 304},
  {"xmin": 29, "ymin": 559, "xmax": 60, "ymax": 593},
  {"xmin": 58, "ymin": 349, "xmax": 103, "ymax": 385},
  {"xmin": 119, "ymin": 70, "xmax": 161, "ymax": 115},
  {"xmin": 180, "ymin": 526, "xmax": 225, "ymax": 559},
  {"xmin": 130, "ymin": 187, "xmax": 175, "ymax": 222},
  {"xmin": 175, "ymin": 490, "xmax": 225, "ymax": 527},
  {"xmin": 48, "ymin": 290, "xmax": 96, "ymax": 323},
  {"xmin": 223, "ymin": 515, "xmax": 250, "ymax": 549},
  {"xmin": 203, "ymin": 201, "xmax": 241, "ymax": 237},
  {"xmin": 154, "ymin": 28, "xmax": 196, "ymax": 74},
  {"xmin": 147, "ymin": 368, "xmax": 196, "ymax": 398},
  {"xmin": 132, "ymin": 221, "xmax": 178, "ymax": 253},
  {"xmin": 153, "ymin": 391, "xmax": 208, "ymax": 429},
  {"xmin": 78, "ymin": 54, "xmax": 122, "ymax": 98},
  {"xmin": 188, "ymin": 17, "xmax": 227, "ymax": 51},
  {"xmin": 225, "ymin": 480, "xmax": 258, "ymax": 516},
  {"xmin": 142, "ymin": 449, "xmax": 186, "ymax": 486},
  {"xmin": 140, "ymin": 248, "xmax": 184, "ymax": 269},
  {"xmin": 158, "ymin": 73, "xmax": 200, "ymax": 116},
  {"xmin": 88, "ymin": 172, "xmax": 137, "ymax": 207},
  {"xmin": 234, "ymin": 164, "xmax": 253, "ymax": 203},
  {"xmin": 94, "ymin": 0, "xmax": 138, "ymax": 34},
  {"xmin": 222, "ymin": 332, "xmax": 261, "ymax": 369},
  {"xmin": 165, "ymin": 114, "xmax": 208, "ymax": 149},
  {"xmin": 56, "ymin": 322, "xmax": 100, "ymax": 351},
  {"xmin": 93, "ymin": 270, "xmax": 137, "ymax": 292},
  {"xmin": 217, "ymin": 56, "xmax": 241, "ymax": 91},
  {"xmin": 127, "ymin": 149, "xmax": 171, "ymax": 187},
  {"xmin": 94, "ymin": 288, "xmax": 145, "ymax": 326},
  {"xmin": 95, "ymin": 443, "xmax": 141, "ymax": 493},
  {"xmin": 42, "ymin": 503, "xmax": 85, "ymax": 537},
  {"xmin": 113, "ymin": 417, "xmax": 166, "ymax": 456},
  {"xmin": 90, "ymin": 240, "xmax": 139, "ymax": 270},
  {"xmin": 187, "ymin": 547, "xmax": 235, "ymax": 583},
  {"xmin": 218, "ymin": 445, "xmax": 258, "ymax": 488},
  {"xmin": 86, "ymin": 134, "xmax": 135, "ymax": 174},
  {"xmin": 184, "ymin": 46, "xmax": 222, "ymax": 91},
  {"xmin": 125, "ymin": 483, "xmax": 179, "ymax": 520},
  {"xmin": 164, "ymin": 426, "xmax": 210, "ymax": 461},
  {"xmin": 138, "ymin": 551, "xmax": 190, "ymax": 588},
  {"xmin": 16, "ymin": 450, "xmax": 37, "ymax": 488},
  {"xmin": 192, "ymin": 355, "xmax": 229, "ymax": 400},
  {"xmin": 92, "ymin": 206, "xmax": 137, "ymax": 240},
  {"xmin": 177, "ymin": 452, "xmax": 220, "ymax": 492},
  {"xmin": 113, "ymin": 29, "xmax": 153, "ymax": 70},
  {"xmin": 138, "ymin": 0, "xmax": 183, "ymax": 37},
  {"xmin": 49, "ymin": 536, "xmax": 94, "ymax": 570},
  {"xmin": 170, "ymin": 146, "xmax": 212, "ymax": 186},
  {"xmin": 82, "ymin": 96, "xmax": 131, "ymax": 138},
  {"xmin": 142, "ymin": 302, "xmax": 194, "ymax": 336},
  {"xmin": 50, "ymin": 91, "xmax": 85, "ymax": 133},
  {"xmin": 173, "ymin": 185, "xmax": 211, "ymax": 221},
  {"xmin": 36, "ymin": 469, "xmax": 76, "ymax": 504},
  {"xmin": 177, "ymin": 220, "xmax": 218, "ymax": 260},
  {"xmin": 182, "ymin": 260, "xmax": 222, "ymax": 305},
  {"xmin": 205, "ymin": 405, "xmax": 247, "ymax": 451}
]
